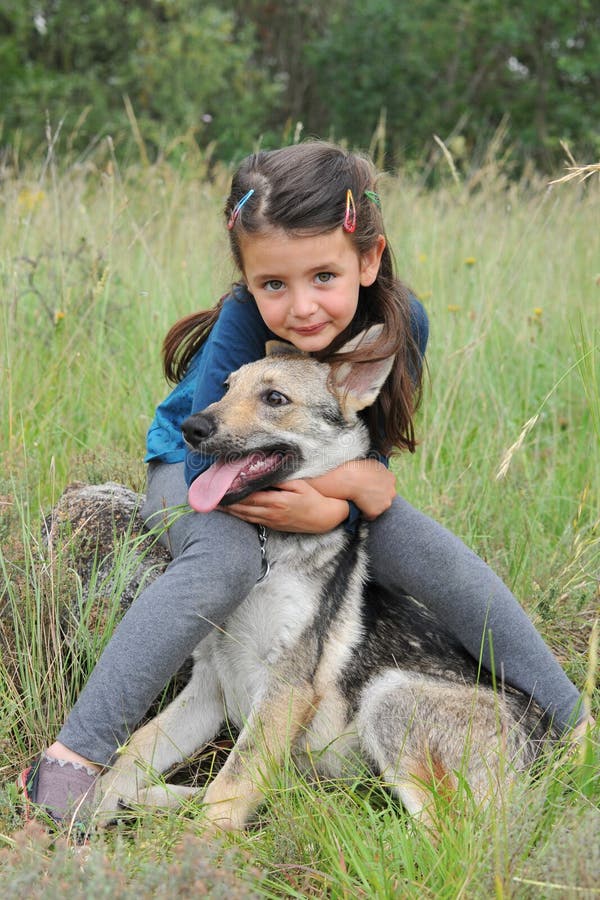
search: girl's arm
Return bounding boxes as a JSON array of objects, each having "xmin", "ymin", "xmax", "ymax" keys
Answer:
[{"xmin": 304, "ymin": 458, "xmax": 396, "ymax": 520}]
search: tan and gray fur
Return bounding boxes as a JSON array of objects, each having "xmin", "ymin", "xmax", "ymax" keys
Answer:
[{"xmin": 97, "ymin": 330, "xmax": 555, "ymax": 829}]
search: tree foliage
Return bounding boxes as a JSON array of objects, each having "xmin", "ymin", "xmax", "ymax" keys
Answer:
[
  {"xmin": 0, "ymin": 0, "xmax": 280, "ymax": 162},
  {"xmin": 1, "ymin": 0, "xmax": 598, "ymax": 169},
  {"xmin": 294, "ymin": 0, "xmax": 600, "ymax": 167}
]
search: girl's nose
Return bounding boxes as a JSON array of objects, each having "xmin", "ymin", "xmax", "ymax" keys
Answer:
[{"xmin": 290, "ymin": 290, "xmax": 317, "ymax": 318}]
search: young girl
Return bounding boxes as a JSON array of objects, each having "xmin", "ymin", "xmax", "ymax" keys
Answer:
[{"xmin": 22, "ymin": 141, "xmax": 587, "ymax": 823}]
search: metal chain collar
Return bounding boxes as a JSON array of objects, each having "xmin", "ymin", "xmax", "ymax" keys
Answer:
[{"xmin": 256, "ymin": 524, "xmax": 271, "ymax": 583}]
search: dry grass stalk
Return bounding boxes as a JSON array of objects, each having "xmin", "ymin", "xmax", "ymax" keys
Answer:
[
  {"xmin": 433, "ymin": 134, "xmax": 461, "ymax": 185},
  {"xmin": 549, "ymin": 163, "xmax": 600, "ymax": 185},
  {"xmin": 495, "ymin": 414, "xmax": 540, "ymax": 480}
]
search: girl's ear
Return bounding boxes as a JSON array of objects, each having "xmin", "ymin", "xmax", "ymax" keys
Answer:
[{"xmin": 359, "ymin": 234, "xmax": 386, "ymax": 287}]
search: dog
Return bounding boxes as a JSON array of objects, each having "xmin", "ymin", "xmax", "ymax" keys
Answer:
[{"xmin": 97, "ymin": 327, "xmax": 556, "ymax": 830}]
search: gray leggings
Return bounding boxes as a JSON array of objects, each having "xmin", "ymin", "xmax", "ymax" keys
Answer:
[{"xmin": 58, "ymin": 462, "xmax": 582, "ymax": 765}]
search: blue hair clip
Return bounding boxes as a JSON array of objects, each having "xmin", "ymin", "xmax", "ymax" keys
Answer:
[{"xmin": 227, "ymin": 189, "xmax": 255, "ymax": 230}]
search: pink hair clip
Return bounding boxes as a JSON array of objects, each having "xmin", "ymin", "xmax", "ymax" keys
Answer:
[
  {"xmin": 343, "ymin": 189, "xmax": 357, "ymax": 233},
  {"xmin": 227, "ymin": 189, "xmax": 255, "ymax": 230}
]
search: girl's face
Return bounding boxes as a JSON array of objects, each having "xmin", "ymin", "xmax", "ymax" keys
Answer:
[{"xmin": 241, "ymin": 227, "xmax": 385, "ymax": 352}]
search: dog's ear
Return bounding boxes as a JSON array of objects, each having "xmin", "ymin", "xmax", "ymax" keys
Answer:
[
  {"xmin": 265, "ymin": 340, "xmax": 308, "ymax": 358},
  {"xmin": 332, "ymin": 325, "xmax": 395, "ymax": 412},
  {"xmin": 337, "ymin": 324, "xmax": 385, "ymax": 356}
]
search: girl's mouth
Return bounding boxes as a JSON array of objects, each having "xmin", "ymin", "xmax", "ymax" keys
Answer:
[{"xmin": 293, "ymin": 322, "xmax": 328, "ymax": 335}]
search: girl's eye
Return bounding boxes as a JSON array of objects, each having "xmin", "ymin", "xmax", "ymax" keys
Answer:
[
  {"xmin": 315, "ymin": 272, "xmax": 334, "ymax": 284},
  {"xmin": 264, "ymin": 279, "xmax": 284, "ymax": 292},
  {"xmin": 262, "ymin": 389, "xmax": 290, "ymax": 407}
]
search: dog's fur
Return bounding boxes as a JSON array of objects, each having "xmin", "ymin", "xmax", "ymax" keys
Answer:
[{"xmin": 97, "ymin": 331, "xmax": 556, "ymax": 829}]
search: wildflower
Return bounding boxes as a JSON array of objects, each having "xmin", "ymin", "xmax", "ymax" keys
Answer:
[
  {"xmin": 418, "ymin": 290, "xmax": 432, "ymax": 301},
  {"xmin": 464, "ymin": 257, "xmax": 476, "ymax": 267},
  {"xmin": 54, "ymin": 310, "xmax": 66, "ymax": 324},
  {"xmin": 447, "ymin": 304, "xmax": 461, "ymax": 312},
  {"xmin": 17, "ymin": 188, "xmax": 46, "ymax": 214},
  {"xmin": 417, "ymin": 252, "xmax": 428, "ymax": 263},
  {"xmin": 533, "ymin": 307, "xmax": 543, "ymax": 317}
]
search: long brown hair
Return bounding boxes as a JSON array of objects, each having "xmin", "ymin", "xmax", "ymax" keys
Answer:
[{"xmin": 163, "ymin": 141, "xmax": 424, "ymax": 454}]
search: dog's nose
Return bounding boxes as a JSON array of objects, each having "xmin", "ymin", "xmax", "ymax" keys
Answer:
[{"xmin": 182, "ymin": 413, "xmax": 216, "ymax": 447}]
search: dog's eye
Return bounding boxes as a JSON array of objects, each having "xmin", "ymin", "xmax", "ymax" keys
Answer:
[
  {"xmin": 222, "ymin": 380, "xmax": 230, "ymax": 393},
  {"xmin": 262, "ymin": 389, "xmax": 290, "ymax": 407}
]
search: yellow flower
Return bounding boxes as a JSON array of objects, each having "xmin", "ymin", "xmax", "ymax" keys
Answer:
[
  {"xmin": 464, "ymin": 257, "xmax": 476, "ymax": 266},
  {"xmin": 418, "ymin": 290, "xmax": 432, "ymax": 301},
  {"xmin": 54, "ymin": 310, "xmax": 66, "ymax": 324},
  {"xmin": 417, "ymin": 252, "xmax": 428, "ymax": 263},
  {"xmin": 18, "ymin": 188, "xmax": 46, "ymax": 213},
  {"xmin": 533, "ymin": 307, "xmax": 543, "ymax": 317},
  {"xmin": 447, "ymin": 304, "xmax": 461, "ymax": 312}
]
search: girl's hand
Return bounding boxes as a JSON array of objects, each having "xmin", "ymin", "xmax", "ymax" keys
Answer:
[
  {"xmin": 306, "ymin": 459, "xmax": 396, "ymax": 521},
  {"xmin": 222, "ymin": 480, "xmax": 350, "ymax": 533},
  {"xmin": 222, "ymin": 459, "xmax": 396, "ymax": 531}
]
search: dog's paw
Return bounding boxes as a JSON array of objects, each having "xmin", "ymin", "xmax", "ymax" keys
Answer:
[
  {"xmin": 94, "ymin": 768, "xmax": 141, "ymax": 824},
  {"xmin": 201, "ymin": 794, "xmax": 251, "ymax": 834},
  {"xmin": 202, "ymin": 807, "xmax": 240, "ymax": 834},
  {"xmin": 96, "ymin": 774, "xmax": 200, "ymax": 823}
]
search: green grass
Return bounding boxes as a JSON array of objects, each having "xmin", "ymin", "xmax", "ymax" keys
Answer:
[{"xmin": 1, "ymin": 147, "xmax": 599, "ymax": 896}]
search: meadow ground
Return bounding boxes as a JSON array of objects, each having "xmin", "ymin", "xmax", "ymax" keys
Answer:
[{"xmin": 0, "ymin": 144, "xmax": 598, "ymax": 897}]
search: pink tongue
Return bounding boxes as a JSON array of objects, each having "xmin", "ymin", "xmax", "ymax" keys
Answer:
[{"xmin": 188, "ymin": 457, "xmax": 253, "ymax": 513}]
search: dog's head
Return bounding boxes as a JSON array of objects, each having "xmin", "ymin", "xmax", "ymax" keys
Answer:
[{"xmin": 183, "ymin": 327, "xmax": 394, "ymax": 512}]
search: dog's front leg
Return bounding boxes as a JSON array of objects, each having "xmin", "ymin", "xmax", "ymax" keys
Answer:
[
  {"xmin": 202, "ymin": 678, "xmax": 317, "ymax": 832},
  {"xmin": 97, "ymin": 654, "xmax": 224, "ymax": 820}
]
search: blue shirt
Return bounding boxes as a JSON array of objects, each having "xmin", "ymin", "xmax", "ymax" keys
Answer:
[{"xmin": 145, "ymin": 286, "xmax": 429, "ymax": 487}]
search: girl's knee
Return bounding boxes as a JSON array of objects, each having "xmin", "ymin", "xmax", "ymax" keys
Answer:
[{"xmin": 178, "ymin": 519, "xmax": 262, "ymax": 591}]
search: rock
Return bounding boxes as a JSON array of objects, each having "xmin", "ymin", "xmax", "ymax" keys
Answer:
[{"xmin": 44, "ymin": 481, "xmax": 171, "ymax": 624}]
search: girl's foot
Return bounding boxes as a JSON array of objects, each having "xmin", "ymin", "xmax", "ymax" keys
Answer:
[{"xmin": 19, "ymin": 753, "xmax": 100, "ymax": 825}]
